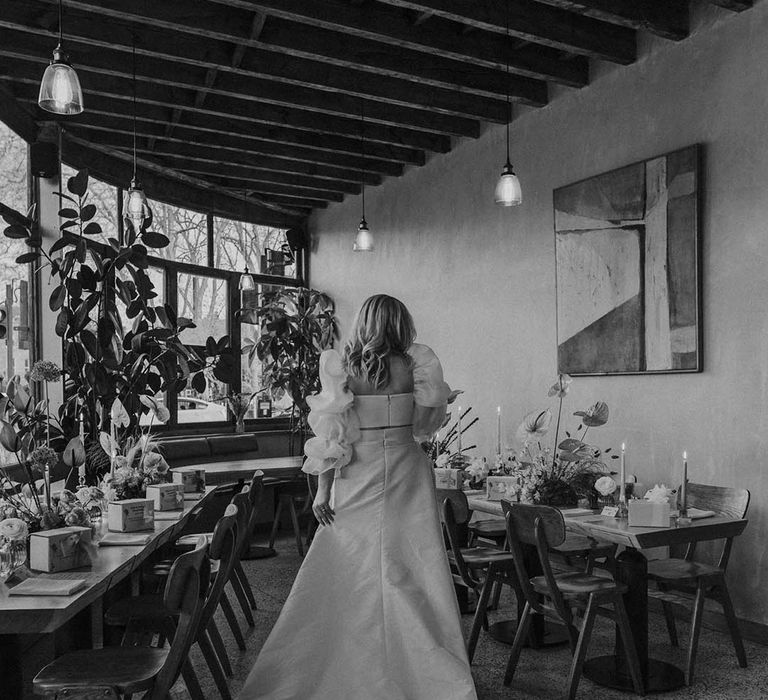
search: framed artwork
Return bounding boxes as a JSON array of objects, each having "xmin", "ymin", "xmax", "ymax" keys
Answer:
[{"xmin": 554, "ymin": 145, "xmax": 702, "ymax": 375}]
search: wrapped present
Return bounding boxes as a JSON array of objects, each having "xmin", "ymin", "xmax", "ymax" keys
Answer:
[
  {"xmin": 29, "ymin": 526, "xmax": 92, "ymax": 573},
  {"xmin": 434, "ymin": 468, "xmax": 464, "ymax": 490},
  {"xmin": 146, "ymin": 483, "xmax": 185, "ymax": 511},
  {"xmin": 628, "ymin": 500, "xmax": 670, "ymax": 527},
  {"xmin": 172, "ymin": 468, "xmax": 206, "ymax": 494},
  {"xmin": 486, "ymin": 476, "xmax": 519, "ymax": 501},
  {"xmin": 108, "ymin": 499, "xmax": 155, "ymax": 532}
]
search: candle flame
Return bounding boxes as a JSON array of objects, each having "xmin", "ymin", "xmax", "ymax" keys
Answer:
[
  {"xmin": 683, "ymin": 451, "xmax": 687, "ymax": 460},
  {"xmin": 497, "ymin": 406, "xmax": 501, "ymax": 413},
  {"xmin": 621, "ymin": 442, "xmax": 626, "ymax": 451}
]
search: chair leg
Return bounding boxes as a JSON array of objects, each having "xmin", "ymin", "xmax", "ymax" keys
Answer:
[
  {"xmin": 229, "ymin": 575, "xmax": 255, "ymax": 627},
  {"xmin": 268, "ymin": 499, "xmax": 284, "ymax": 549},
  {"xmin": 467, "ymin": 567, "xmax": 494, "ymax": 663},
  {"xmin": 565, "ymin": 595, "xmax": 599, "ymax": 700},
  {"xmin": 287, "ymin": 497, "xmax": 305, "ymax": 557},
  {"xmin": 658, "ymin": 583, "xmax": 679, "ymax": 647},
  {"xmin": 717, "ymin": 580, "xmax": 748, "ymax": 669},
  {"xmin": 208, "ymin": 619, "xmax": 232, "ymax": 677},
  {"xmin": 613, "ymin": 593, "xmax": 645, "ymax": 696},
  {"xmin": 504, "ymin": 600, "xmax": 532, "ymax": 686},
  {"xmin": 234, "ymin": 561, "xmax": 257, "ymax": 610},
  {"xmin": 182, "ymin": 658, "xmax": 205, "ymax": 700},
  {"xmin": 686, "ymin": 583, "xmax": 707, "ymax": 685},
  {"xmin": 220, "ymin": 592, "xmax": 246, "ymax": 651},
  {"xmin": 199, "ymin": 630, "xmax": 233, "ymax": 700}
]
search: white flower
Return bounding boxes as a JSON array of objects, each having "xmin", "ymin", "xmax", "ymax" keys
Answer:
[
  {"xmin": 465, "ymin": 457, "xmax": 490, "ymax": 481},
  {"xmin": 516, "ymin": 409, "xmax": 552, "ymax": 443},
  {"xmin": 594, "ymin": 475, "xmax": 617, "ymax": 496},
  {"xmin": 644, "ymin": 483, "xmax": 675, "ymax": 504},
  {"xmin": 547, "ymin": 374, "xmax": 572, "ymax": 398},
  {"xmin": 0, "ymin": 517, "xmax": 28, "ymax": 541},
  {"xmin": 435, "ymin": 453, "xmax": 450, "ymax": 468}
]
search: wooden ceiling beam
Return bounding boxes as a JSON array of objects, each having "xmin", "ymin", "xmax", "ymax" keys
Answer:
[
  {"xmin": 59, "ymin": 135, "xmax": 303, "ymax": 226},
  {"xmin": 63, "ymin": 126, "xmax": 384, "ymax": 187},
  {"xmin": 195, "ymin": 175, "xmax": 347, "ymax": 203},
  {"xmin": 710, "ymin": 0, "xmax": 753, "ymax": 10},
  {"xmin": 10, "ymin": 85, "xmax": 426, "ymax": 166},
  {"xmin": 532, "ymin": 1, "xmax": 688, "ymax": 40},
  {"xmin": 210, "ymin": 0, "xmax": 633, "ymax": 65},
  {"xmin": 245, "ymin": 192, "xmax": 328, "ymax": 210},
  {"xmin": 0, "ymin": 82, "xmax": 39, "ymax": 143},
  {"xmin": 0, "ymin": 63, "xmax": 452, "ymax": 153},
  {"xmin": 15, "ymin": 1, "xmax": 547, "ymax": 109},
  {"xmin": 371, "ymin": 0, "xmax": 636, "ymax": 61},
  {"xmin": 65, "ymin": 117, "xmax": 405, "ymax": 176},
  {"xmin": 0, "ymin": 36, "xmax": 480, "ymax": 138}
]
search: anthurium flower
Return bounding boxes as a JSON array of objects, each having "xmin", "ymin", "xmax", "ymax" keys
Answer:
[
  {"xmin": 516, "ymin": 409, "xmax": 552, "ymax": 442},
  {"xmin": 574, "ymin": 401, "xmax": 609, "ymax": 427},
  {"xmin": 547, "ymin": 374, "xmax": 572, "ymax": 398},
  {"xmin": 63, "ymin": 436, "xmax": 86, "ymax": 468}
]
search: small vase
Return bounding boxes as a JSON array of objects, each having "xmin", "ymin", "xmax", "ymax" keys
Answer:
[
  {"xmin": 0, "ymin": 540, "xmax": 27, "ymax": 578},
  {"xmin": 235, "ymin": 416, "xmax": 245, "ymax": 434}
]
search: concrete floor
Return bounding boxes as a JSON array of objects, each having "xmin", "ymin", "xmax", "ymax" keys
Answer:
[{"xmin": 191, "ymin": 537, "xmax": 767, "ymax": 700}]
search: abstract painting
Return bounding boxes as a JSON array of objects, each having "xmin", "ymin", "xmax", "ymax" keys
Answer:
[{"xmin": 554, "ymin": 145, "xmax": 701, "ymax": 375}]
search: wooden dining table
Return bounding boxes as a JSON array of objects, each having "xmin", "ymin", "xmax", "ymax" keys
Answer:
[
  {"xmin": 172, "ymin": 455, "xmax": 304, "ymax": 485},
  {"xmin": 0, "ymin": 485, "xmax": 219, "ymax": 700},
  {"xmin": 466, "ymin": 494, "xmax": 748, "ymax": 693}
]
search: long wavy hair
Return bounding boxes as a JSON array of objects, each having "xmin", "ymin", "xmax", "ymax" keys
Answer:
[{"xmin": 342, "ymin": 294, "xmax": 416, "ymax": 389}]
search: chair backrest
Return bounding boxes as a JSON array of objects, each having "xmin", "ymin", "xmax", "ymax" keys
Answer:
[
  {"xmin": 149, "ymin": 536, "xmax": 209, "ymax": 700},
  {"xmin": 502, "ymin": 500, "xmax": 569, "ymax": 617},
  {"xmin": 435, "ymin": 488, "xmax": 470, "ymax": 525},
  {"xmin": 682, "ymin": 483, "xmax": 750, "ymax": 568},
  {"xmin": 440, "ymin": 496, "xmax": 480, "ymax": 589},
  {"xmin": 231, "ymin": 487, "xmax": 253, "ymax": 557},
  {"xmin": 248, "ymin": 469, "xmax": 265, "ymax": 510},
  {"xmin": 201, "ymin": 503, "xmax": 239, "ymax": 624}
]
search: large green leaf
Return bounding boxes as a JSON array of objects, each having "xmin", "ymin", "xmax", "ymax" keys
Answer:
[
  {"xmin": 67, "ymin": 169, "xmax": 88, "ymax": 197},
  {"xmin": 49, "ymin": 285, "xmax": 66, "ymax": 311}
]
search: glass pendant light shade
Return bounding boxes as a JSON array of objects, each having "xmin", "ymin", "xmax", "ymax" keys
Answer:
[
  {"xmin": 353, "ymin": 217, "xmax": 374, "ymax": 252},
  {"xmin": 494, "ymin": 161, "xmax": 522, "ymax": 207},
  {"xmin": 38, "ymin": 47, "xmax": 84, "ymax": 115},
  {"xmin": 239, "ymin": 266, "xmax": 256, "ymax": 291},
  {"xmin": 125, "ymin": 179, "xmax": 151, "ymax": 231}
]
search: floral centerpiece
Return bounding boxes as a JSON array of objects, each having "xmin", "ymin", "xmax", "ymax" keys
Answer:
[
  {"xmin": 222, "ymin": 391, "xmax": 258, "ymax": 433},
  {"xmin": 511, "ymin": 374, "xmax": 618, "ymax": 507}
]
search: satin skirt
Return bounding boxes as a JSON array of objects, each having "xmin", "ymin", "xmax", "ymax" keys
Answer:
[{"xmin": 238, "ymin": 427, "xmax": 477, "ymax": 700}]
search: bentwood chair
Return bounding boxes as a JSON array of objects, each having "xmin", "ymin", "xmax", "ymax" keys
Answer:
[
  {"xmin": 268, "ymin": 473, "xmax": 313, "ymax": 556},
  {"xmin": 648, "ymin": 483, "xmax": 750, "ymax": 685},
  {"xmin": 437, "ymin": 489, "xmax": 519, "ymax": 662},
  {"xmin": 33, "ymin": 537, "xmax": 209, "ymax": 700},
  {"xmin": 105, "ymin": 506, "xmax": 240, "ymax": 700},
  {"xmin": 501, "ymin": 501, "xmax": 644, "ymax": 699}
]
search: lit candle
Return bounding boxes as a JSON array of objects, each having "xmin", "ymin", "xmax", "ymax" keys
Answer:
[
  {"xmin": 457, "ymin": 407, "xmax": 463, "ymax": 455},
  {"xmin": 434, "ymin": 431, "xmax": 440, "ymax": 461},
  {"xmin": 620, "ymin": 442, "xmax": 626, "ymax": 503},
  {"xmin": 110, "ymin": 422, "xmax": 117, "ymax": 478},
  {"xmin": 681, "ymin": 451, "xmax": 688, "ymax": 514},
  {"xmin": 496, "ymin": 406, "xmax": 502, "ymax": 456}
]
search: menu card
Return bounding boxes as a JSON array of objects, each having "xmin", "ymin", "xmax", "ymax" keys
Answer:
[{"xmin": 9, "ymin": 577, "xmax": 87, "ymax": 596}]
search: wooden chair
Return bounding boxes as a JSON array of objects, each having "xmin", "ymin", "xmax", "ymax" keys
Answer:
[
  {"xmin": 33, "ymin": 537, "xmax": 209, "ymax": 700},
  {"xmin": 268, "ymin": 475, "xmax": 312, "ymax": 556},
  {"xmin": 647, "ymin": 483, "xmax": 750, "ymax": 685},
  {"xmin": 501, "ymin": 500, "xmax": 644, "ymax": 699},
  {"xmin": 105, "ymin": 505, "xmax": 240, "ymax": 700},
  {"xmin": 437, "ymin": 488, "xmax": 519, "ymax": 663}
]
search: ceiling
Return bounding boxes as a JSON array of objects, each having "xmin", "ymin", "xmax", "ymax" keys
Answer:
[{"xmin": 0, "ymin": 0, "xmax": 754, "ymax": 228}]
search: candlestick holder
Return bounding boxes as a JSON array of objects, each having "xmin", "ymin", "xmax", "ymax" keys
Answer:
[{"xmin": 615, "ymin": 487, "xmax": 628, "ymax": 519}]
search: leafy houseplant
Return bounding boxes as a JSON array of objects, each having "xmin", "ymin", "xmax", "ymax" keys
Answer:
[
  {"xmin": 242, "ymin": 287, "xmax": 336, "ymax": 443},
  {"xmin": 2, "ymin": 169, "xmax": 235, "ymax": 481}
]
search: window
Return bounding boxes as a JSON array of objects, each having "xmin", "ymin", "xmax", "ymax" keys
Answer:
[
  {"xmin": 0, "ymin": 121, "xmax": 33, "ymax": 390},
  {"xmin": 215, "ymin": 217, "xmax": 297, "ymax": 279},
  {"xmin": 150, "ymin": 199, "xmax": 208, "ymax": 266}
]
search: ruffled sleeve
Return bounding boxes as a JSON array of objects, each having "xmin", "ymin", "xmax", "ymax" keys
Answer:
[
  {"xmin": 302, "ymin": 349, "xmax": 361, "ymax": 477},
  {"xmin": 408, "ymin": 343, "xmax": 452, "ymax": 441}
]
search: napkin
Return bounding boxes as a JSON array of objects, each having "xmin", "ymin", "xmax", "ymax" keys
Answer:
[
  {"xmin": 98, "ymin": 533, "xmax": 152, "ymax": 546},
  {"xmin": 688, "ymin": 507, "xmax": 716, "ymax": 520},
  {"xmin": 9, "ymin": 577, "xmax": 87, "ymax": 596},
  {"xmin": 154, "ymin": 511, "xmax": 183, "ymax": 521}
]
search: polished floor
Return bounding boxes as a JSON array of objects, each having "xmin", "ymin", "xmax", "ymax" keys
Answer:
[{"xmin": 192, "ymin": 536, "xmax": 767, "ymax": 700}]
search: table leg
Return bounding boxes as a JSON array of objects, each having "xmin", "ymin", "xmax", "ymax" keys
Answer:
[
  {"xmin": 0, "ymin": 634, "xmax": 24, "ymax": 700},
  {"xmin": 583, "ymin": 548, "xmax": 685, "ymax": 693}
]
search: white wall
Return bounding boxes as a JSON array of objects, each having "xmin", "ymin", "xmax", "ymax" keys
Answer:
[{"xmin": 309, "ymin": 1, "xmax": 768, "ymax": 624}]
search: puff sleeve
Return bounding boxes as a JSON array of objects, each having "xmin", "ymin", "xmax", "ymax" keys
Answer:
[
  {"xmin": 302, "ymin": 349, "xmax": 361, "ymax": 476},
  {"xmin": 408, "ymin": 343, "xmax": 452, "ymax": 441}
]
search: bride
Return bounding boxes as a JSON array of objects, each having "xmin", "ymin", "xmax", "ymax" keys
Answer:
[{"xmin": 238, "ymin": 294, "xmax": 478, "ymax": 700}]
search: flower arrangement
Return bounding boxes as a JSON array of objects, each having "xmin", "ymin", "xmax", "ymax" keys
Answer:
[
  {"xmin": 222, "ymin": 391, "xmax": 258, "ymax": 432},
  {"xmin": 100, "ymin": 428, "xmax": 171, "ymax": 501},
  {"xmin": 0, "ymin": 516, "xmax": 29, "ymax": 543},
  {"xmin": 510, "ymin": 374, "xmax": 618, "ymax": 506}
]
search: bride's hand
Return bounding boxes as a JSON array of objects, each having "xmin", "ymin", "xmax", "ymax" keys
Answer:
[{"xmin": 313, "ymin": 494, "xmax": 335, "ymax": 526}]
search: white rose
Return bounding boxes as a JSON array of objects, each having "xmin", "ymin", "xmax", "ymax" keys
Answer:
[
  {"xmin": 0, "ymin": 517, "xmax": 29, "ymax": 541},
  {"xmin": 594, "ymin": 475, "xmax": 618, "ymax": 496}
]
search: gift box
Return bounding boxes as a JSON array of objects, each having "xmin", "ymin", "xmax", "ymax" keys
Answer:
[
  {"xmin": 108, "ymin": 499, "xmax": 155, "ymax": 532},
  {"xmin": 628, "ymin": 500, "xmax": 671, "ymax": 527},
  {"xmin": 29, "ymin": 526, "xmax": 92, "ymax": 573},
  {"xmin": 486, "ymin": 476, "xmax": 518, "ymax": 501},
  {"xmin": 146, "ymin": 483, "xmax": 185, "ymax": 511},
  {"xmin": 173, "ymin": 468, "xmax": 206, "ymax": 494},
  {"xmin": 434, "ymin": 468, "xmax": 464, "ymax": 490}
]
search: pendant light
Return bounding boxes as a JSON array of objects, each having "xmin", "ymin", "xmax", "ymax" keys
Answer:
[
  {"xmin": 239, "ymin": 190, "xmax": 256, "ymax": 291},
  {"xmin": 38, "ymin": 0, "xmax": 84, "ymax": 115},
  {"xmin": 353, "ymin": 100, "xmax": 373, "ymax": 252},
  {"xmin": 494, "ymin": 0, "xmax": 522, "ymax": 207},
  {"xmin": 125, "ymin": 40, "xmax": 151, "ymax": 232}
]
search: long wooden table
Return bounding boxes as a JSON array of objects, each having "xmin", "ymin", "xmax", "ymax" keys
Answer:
[
  {"xmin": 172, "ymin": 455, "xmax": 304, "ymax": 485},
  {"xmin": 0, "ymin": 486, "xmax": 219, "ymax": 700},
  {"xmin": 466, "ymin": 494, "xmax": 748, "ymax": 693}
]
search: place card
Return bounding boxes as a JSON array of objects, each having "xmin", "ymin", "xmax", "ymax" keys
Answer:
[{"xmin": 600, "ymin": 505, "xmax": 619, "ymax": 517}]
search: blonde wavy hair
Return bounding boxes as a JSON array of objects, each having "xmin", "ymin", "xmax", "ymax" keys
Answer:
[{"xmin": 343, "ymin": 294, "xmax": 416, "ymax": 389}]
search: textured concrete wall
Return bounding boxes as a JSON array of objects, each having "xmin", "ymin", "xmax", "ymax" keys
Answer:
[{"xmin": 309, "ymin": 2, "xmax": 768, "ymax": 624}]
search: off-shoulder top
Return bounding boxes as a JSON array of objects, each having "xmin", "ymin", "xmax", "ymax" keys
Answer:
[{"xmin": 302, "ymin": 343, "xmax": 452, "ymax": 476}]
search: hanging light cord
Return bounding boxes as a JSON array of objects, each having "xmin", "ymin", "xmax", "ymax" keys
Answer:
[
  {"xmin": 360, "ymin": 98, "xmax": 365, "ymax": 219},
  {"xmin": 132, "ymin": 39, "xmax": 137, "ymax": 181},
  {"xmin": 505, "ymin": 0, "xmax": 511, "ymax": 166},
  {"xmin": 57, "ymin": 0, "xmax": 63, "ymax": 48}
]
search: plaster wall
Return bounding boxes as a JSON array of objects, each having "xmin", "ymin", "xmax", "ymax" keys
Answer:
[{"xmin": 309, "ymin": 2, "xmax": 768, "ymax": 624}]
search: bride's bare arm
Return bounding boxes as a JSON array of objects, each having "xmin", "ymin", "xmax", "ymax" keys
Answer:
[{"xmin": 312, "ymin": 471, "xmax": 336, "ymax": 526}]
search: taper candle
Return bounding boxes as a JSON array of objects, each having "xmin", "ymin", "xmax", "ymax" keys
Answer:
[
  {"xmin": 620, "ymin": 442, "xmax": 626, "ymax": 502},
  {"xmin": 496, "ymin": 406, "xmax": 502, "ymax": 456},
  {"xmin": 681, "ymin": 451, "xmax": 688, "ymax": 513},
  {"xmin": 457, "ymin": 407, "xmax": 463, "ymax": 454}
]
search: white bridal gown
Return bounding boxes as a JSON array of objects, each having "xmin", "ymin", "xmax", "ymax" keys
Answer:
[{"xmin": 238, "ymin": 344, "xmax": 477, "ymax": 700}]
